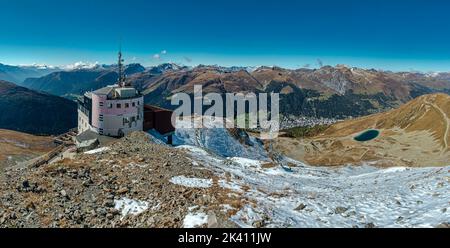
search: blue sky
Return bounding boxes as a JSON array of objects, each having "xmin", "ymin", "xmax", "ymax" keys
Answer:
[{"xmin": 1, "ymin": 0, "xmax": 450, "ymax": 71}]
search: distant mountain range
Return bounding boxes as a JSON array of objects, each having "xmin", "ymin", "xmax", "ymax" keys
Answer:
[
  {"xmin": 139, "ymin": 64, "xmax": 450, "ymax": 98},
  {"xmin": 20, "ymin": 63, "xmax": 145, "ymax": 98},
  {"xmin": 137, "ymin": 65, "xmax": 450, "ymax": 118},
  {"xmin": 0, "ymin": 63, "xmax": 60, "ymax": 84},
  {"xmin": 2, "ymin": 62, "xmax": 450, "ymax": 121},
  {"xmin": 0, "ymin": 80, "xmax": 77, "ymax": 135}
]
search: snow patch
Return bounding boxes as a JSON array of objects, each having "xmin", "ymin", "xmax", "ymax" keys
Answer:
[
  {"xmin": 219, "ymin": 179, "xmax": 243, "ymax": 192},
  {"xmin": 221, "ymin": 204, "xmax": 236, "ymax": 212},
  {"xmin": 380, "ymin": 167, "xmax": 409, "ymax": 173},
  {"xmin": 229, "ymin": 157, "xmax": 262, "ymax": 168},
  {"xmin": 84, "ymin": 147, "xmax": 110, "ymax": 155},
  {"xmin": 229, "ymin": 157, "xmax": 286, "ymax": 175},
  {"xmin": 114, "ymin": 198, "xmax": 149, "ymax": 219},
  {"xmin": 188, "ymin": 205, "xmax": 199, "ymax": 211},
  {"xmin": 128, "ymin": 162, "xmax": 148, "ymax": 168},
  {"xmin": 170, "ymin": 176, "xmax": 212, "ymax": 188},
  {"xmin": 231, "ymin": 205, "xmax": 265, "ymax": 228},
  {"xmin": 183, "ymin": 212, "xmax": 208, "ymax": 228}
]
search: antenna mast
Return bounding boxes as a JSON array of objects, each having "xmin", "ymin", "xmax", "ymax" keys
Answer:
[{"xmin": 118, "ymin": 43, "xmax": 125, "ymax": 87}]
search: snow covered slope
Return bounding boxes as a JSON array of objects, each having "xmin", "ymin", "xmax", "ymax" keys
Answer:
[
  {"xmin": 147, "ymin": 116, "xmax": 450, "ymax": 227},
  {"xmin": 172, "ymin": 116, "xmax": 268, "ymax": 160},
  {"xmin": 178, "ymin": 145, "xmax": 450, "ymax": 228}
]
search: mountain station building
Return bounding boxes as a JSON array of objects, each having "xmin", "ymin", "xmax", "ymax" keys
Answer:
[
  {"xmin": 76, "ymin": 50, "xmax": 174, "ymax": 148},
  {"xmin": 77, "ymin": 85, "xmax": 144, "ymax": 137}
]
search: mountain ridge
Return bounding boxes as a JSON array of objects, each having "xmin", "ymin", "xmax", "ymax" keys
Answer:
[
  {"xmin": 0, "ymin": 80, "xmax": 77, "ymax": 135},
  {"xmin": 22, "ymin": 64, "xmax": 146, "ymax": 97},
  {"xmin": 138, "ymin": 65, "xmax": 448, "ymax": 118}
]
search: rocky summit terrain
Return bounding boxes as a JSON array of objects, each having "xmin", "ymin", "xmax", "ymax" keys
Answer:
[
  {"xmin": 0, "ymin": 132, "xmax": 242, "ymax": 228},
  {"xmin": 0, "ymin": 127, "xmax": 449, "ymax": 228},
  {"xmin": 274, "ymin": 93, "xmax": 450, "ymax": 167}
]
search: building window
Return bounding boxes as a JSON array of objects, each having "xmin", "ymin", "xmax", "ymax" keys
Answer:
[
  {"xmin": 99, "ymin": 115, "xmax": 104, "ymax": 122},
  {"xmin": 132, "ymin": 102, "xmax": 136, "ymax": 107},
  {"xmin": 125, "ymin": 103, "xmax": 130, "ymax": 108},
  {"xmin": 108, "ymin": 103, "xmax": 113, "ymax": 108},
  {"xmin": 117, "ymin": 103, "xmax": 122, "ymax": 109},
  {"xmin": 99, "ymin": 102, "xmax": 104, "ymax": 107},
  {"xmin": 137, "ymin": 101, "xmax": 140, "ymax": 105}
]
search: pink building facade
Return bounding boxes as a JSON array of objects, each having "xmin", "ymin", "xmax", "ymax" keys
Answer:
[{"xmin": 78, "ymin": 86, "xmax": 144, "ymax": 137}]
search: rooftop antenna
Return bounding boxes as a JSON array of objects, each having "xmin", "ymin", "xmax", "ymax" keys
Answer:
[{"xmin": 118, "ymin": 41, "xmax": 125, "ymax": 87}]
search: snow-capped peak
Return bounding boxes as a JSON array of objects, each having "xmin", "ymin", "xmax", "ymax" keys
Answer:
[
  {"xmin": 18, "ymin": 63, "xmax": 59, "ymax": 70},
  {"xmin": 64, "ymin": 61, "xmax": 100, "ymax": 70},
  {"xmin": 426, "ymin": 71, "xmax": 442, "ymax": 78}
]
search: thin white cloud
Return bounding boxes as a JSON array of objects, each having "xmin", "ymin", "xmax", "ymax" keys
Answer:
[
  {"xmin": 153, "ymin": 54, "xmax": 161, "ymax": 60},
  {"xmin": 152, "ymin": 50, "xmax": 168, "ymax": 61}
]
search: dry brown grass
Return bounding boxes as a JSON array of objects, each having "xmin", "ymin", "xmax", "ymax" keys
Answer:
[{"xmin": 0, "ymin": 129, "xmax": 55, "ymax": 165}]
